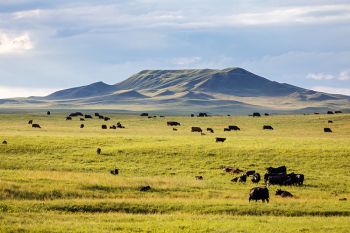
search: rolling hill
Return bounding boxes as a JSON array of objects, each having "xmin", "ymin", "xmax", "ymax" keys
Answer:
[{"xmin": 1, "ymin": 67, "xmax": 350, "ymax": 114}]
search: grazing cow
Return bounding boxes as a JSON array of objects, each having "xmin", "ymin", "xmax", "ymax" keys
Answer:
[
  {"xmin": 339, "ymin": 198, "xmax": 347, "ymax": 201},
  {"xmin": 110, "ymin": 125, "xmax": 116, "ymax": 129},
  {"xmin": 66, "ymin": 117, "xmax": 72, "ymax": 120},
  {"xmin": 95, "ymin": 113, "xmax": 100, "ymax": 117},
  {"xmin": 266, "ymin": 166, "xmax": 287, "ymax": 174},
  {"xmin": 110, "ymin": 169, "xmax": 119, "ymax": 175},
  {"xmin": 251, "ymin": 173, "xmax": 261, "ymax": 183},
  {"xmin": 148, "ymin": 116, "xmax": 153, "ymax": 119},
  {"xmin": 2, "ymin": 140, "xmax": 7, "ymax": 145},
  {"xmin": 167, "ymin": 121, "xmax": 181, "ymax": 126},
  {"xmin": 28, "ymin": 120, "xmax": 33, "ymax": 124},
  {"xmin": 140, "ymin": 185, "xmax": 151, "ymax": 191},
  {"xmin": 223, "ymin": 167, "xmax": 234, "ymax": 173},
  {"xmin": 140, "ymin": 113, "xmax": 149, "ymax": 117},
  {"xmin": 295, "ymin": 174, "xmax": 304, "ymax": 185},
  {"xmin": 231, "ymin": 177, "xmax": 239, "ymax": 182},
  {"xmin": 335, "ymin": 111, "xmax": 342, "ymax": 114},
  {"xmin": 69, "ymin": 112, "xmax": 83, "ymax": 117},
  {"xmin": 216, "ymin": 137, "xmax": 226, "ymax": 143},
  {"xmin": 245, "ymin": 170, "xmax": 255, "ymax": 176},
  {"xmin": 276, "ymin": 189, "xmax": 293, "ymax": 197},
  {"xmin": 191, "ymin": 127, "xmax": 202, "ymax": 132},
  {"xmin": 99, "ymin": 115, "xmax": 104, "ymax": 119},
  {"xmin": 160, "ymin": 116, "xmax": 165, "ymax": 118},
  {"xmin": 327, "ymin": 111, "xmax": 334, "ymax": 114},
  {"xmin": 207, "ymin": 128, "xmax": 214, "ymax": 133},
  {"xmin": 85, "ymin": 114, "xmax": 93, "ymax": 119},
  {"xmin": 264, "ymin": 113, "xmax": 270, "ymax": 116},
  {"xmin": 328, "ymin": 120, "xmax": 333, "ymax": 123},
  {"xmin": 101, "ymin": 125, "xmax": 107, "ymax": 129},
  {"xmin": 47, "ymin": 111, "xmax": 51, "ymax": 115},
  {"xmin": 224, "ymin": 128, "xmax": 231, "ymax": 132},
  {"xmin": 233, "ymin": 168, "xmax": 244, "ymax": 174},
  {"xmin": 263, "ymin": 125, "xmax": 273, "ymax": 130},
  {"xmin": 249, "ymin": 187, "xmax": 269, "ymax": 203},
  {"xmin": 195, "ymin": 176, "xmax": 203, "ymax": 180},
  {"xmin": 201, "ymin": 133, "xmax": 206, "ymax": 136},
  {"xmin": 238, "ymin": 174, "xmax": 247, "ymax": 183},
  {"xmin": 324, "ymin": 128, "xmax": 332, "ymax": 133},
  {"xmin": 314, "ymin": 112, "xmax": 320, "ymax": 115},
  {"xmin": 228, "ymin": 125, "xmax": 240, "ymax": 131},
  {"xmin": 80, "ymin": 118, "xmax": 85, "ymax": 121},
  {"xmin": 32, "ymin": 124, "xmax": 41, "ymax": 128},
  {"xmin": 96, "ymin": 148, "xmax": 101, "ymax": 155},
  {"xmin": 227, "ymin": 114, "xmax": 231, "ymax": 116},
  {"xmin": 104, "ymin": 117, "xmax": 110, "ymax": 121},
  {"xmin": 173, "ymin": 128, "xmax": 177, "ymax": 131},
  {"xmin": 198, "ymin": 112, "xmax": 208, "ymax": 117},
  {"xmin": 253, "ymin": 112, "xmax": 261, "ymax": 117},
  {"xmin": 190, "ymin": 114, "xmax": 195, "ymax": 117},
  {"xmin": 80, "ymin": 124, "xmax": 84, "ymax": 128}
]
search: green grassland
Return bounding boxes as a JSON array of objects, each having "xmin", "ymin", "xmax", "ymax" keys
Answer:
[{"xmin": 0, "ymin": 112, "xmax": 349, "ymax": 232}]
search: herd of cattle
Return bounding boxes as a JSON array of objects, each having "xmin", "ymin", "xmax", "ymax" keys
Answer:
[
  {"xmin": 2, "ymin": 110, "xmax": 346, "ymax": 201},
  {"xmin": 224, "ymin": 165, "xmax": 303, "ymax": 202}
]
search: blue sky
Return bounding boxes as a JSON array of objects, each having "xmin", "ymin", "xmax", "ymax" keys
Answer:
[{"xmin": 0, "ymin": 0, "xmax": 350, "ymax": 98}]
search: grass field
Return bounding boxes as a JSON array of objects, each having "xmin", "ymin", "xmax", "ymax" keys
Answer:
[{"xmin": 0, "ymin": 112, "xmax": 349, "ymax": 232}]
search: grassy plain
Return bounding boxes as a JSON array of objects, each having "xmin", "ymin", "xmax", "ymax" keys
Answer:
[{"xmin": 0, "ymin": 112, "xmax": 349, "ymax": 232}]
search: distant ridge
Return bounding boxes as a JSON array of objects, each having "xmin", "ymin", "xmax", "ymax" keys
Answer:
[{"xmin": 1, "ymin": 67, "xmax": 350, "ymax": 114}]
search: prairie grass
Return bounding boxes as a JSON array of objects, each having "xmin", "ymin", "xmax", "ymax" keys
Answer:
[{"xmin": 0, "ymin": 112, "xmax": 349, "ymax": 232}]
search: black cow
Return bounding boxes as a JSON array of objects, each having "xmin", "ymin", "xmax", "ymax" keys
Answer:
[
  {"xmin": 69, "ymin": 112, "xmax": 83, "ymax": 117},
  {"xmin": 195, "ymin": 176, "xmax": 203, "ymax": 180},
  {"xmin": 253, "ymin": 112, "xmax": 261, "ymax": 117},
  {"xmin": 228, "ymin": 125, "xmax": 240, "ymax": 131},
  {"xmin": 249, "ymin": 187, "xmax": 269, "ymax": 203},
  {"xmin": 110, "ymin": 125, "xmax": 116, "ymax": 129},
  {"xmin": 207, "ymin": 128, "xmax": 214, "ymax": 133},
  {"xmin": 295, "ymin": 174, "xmax": 304, "ymax": 185},
  {"xmin": 263, "ymin": 125, "xmax": 273, "ymax": 130},
  {"xmin": 32, "ymin": 124, "xmax": 41, "ymax": 128},
  {"xmin": 80, "ymin": 118, "xmax": 85, "ymax": 121},
  {"xmin": 95, "ymin": 113, "xmax": 100, "ymax": 117},
  {"xmin": 216, "ymin": 137, "xmax": 226, "ymax": 143},
  {"xmin": 251, "ymin": 173, "xmax": 261, "ymax": 183},
  {"xmin": 173, "ymin": 128, "xmax": 177, "ymax": 131},
  {"xmin": 85, "ymin": 115, "xmax": 93, "ymax": 119},
  {"xmin": 266, "ymin": 166, "xmax": 287, "ymax": 174},
  {"xmin": 104, "ymin": 117, "xmax": 110, "ymax": 121},
  {"xmin": 101, "ymin": 125, "xmax": 107, "ymax": 129},
  {"xmin": 327, "ymin": 111, "xmax": 334, "ymax": 114},
  {"xmin": 264, "ymin": 113, "xmax": 270, "ymax": 116},
  {"xmin": 47, "ymin": 111, "xmax": 51, "ymax": 115},
  {"xmin": 266, "ymin": 173, "xmax": 289, "ymax": 185},
  {"xmin": 191, "ymin": 127, "xmax": 202, "ymax": 132},
  {"xmin": 328, "ymin": 120, "xmax": 333, "ymax": 123},
  {"xmin": 190, "ymin": 114, "xmax": 195, "ymax": 117},
  {"xmin": 99, "ymin": 115, "xmax": 104, "ymax": 119},
  {"xmin": 140, "ymin": 113, "xmax": 149, "ymax": 117},
  {"xmin": 28, "ymin": 120, "xmax": 33, "ymax": 124},
  {"xmin": 198, "ymin": 112, "xmax": 208, "ymax": 117},
  {"xmin": 2, "ymin": 140, "xmax": 7, "ymax": 145},
  {"xmin": 224, "ymin": 128, "xmax": 231, "ymax": 132},
  {"xmin": 335, "ymin": 111, "xmax": 342, "ymax": 114},
  {"xmin": 80, "ymin": 124, "xmax": 84, "ymax": 128},
  {"xmin": 110, "ymin": 169, "xmax": 119, "ymax": 175},
  {"xmin": 324, "ymin": 128, "xmax": 332, "ymax": 133},
  {"xmin": 246, "ymin": 170, "xmax": 255, "ymax": 176},
  {"xmin": 96, "ymin": 148, "xmax": 101, "ymax": 155},
  {"xmin": 276, "ymin": 189, "xmax": 293, "ymax": 197},
  {"xmin": 167, "ymin": 121, "xmax": 180, "ymax": 126},
  {"xmin": 140, "ymin": 185, "xmax": 151, "ymax": 191},
  {"xmin": 66, "ymin": 117, "xmax": 72, "ymax": 120}
]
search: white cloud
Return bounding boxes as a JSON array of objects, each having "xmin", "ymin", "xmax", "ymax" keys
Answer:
[
  {"xmin": 307, "ymin": 73, "xmax": 334, "ymax": 80},
  {"xmin": 13, "ymin": 9, "xmax": 41, "ymax": 19},
  {"xmin": 171, "ymin": 56, "xmax": 201, "ymax": 66},
  {"xmin": 339, "ymin": 71, "xmax": 350, "ymax": 80},
  {"xmin": 312, "ymin": 86, "xmax": 350, "ymax": 95},
  {"xmin": 0, "ymin": 31, "xmax": 33, "ymax": 54},
  {"xmin": 0, "ymin": 86, "xmax": 58, "ymax": 98}
]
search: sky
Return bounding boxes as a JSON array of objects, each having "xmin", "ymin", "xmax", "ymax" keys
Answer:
[{"xmin": 0, "ymin": 0, "xmax": 350, "ymax": 98}]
